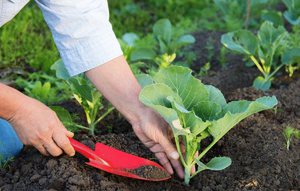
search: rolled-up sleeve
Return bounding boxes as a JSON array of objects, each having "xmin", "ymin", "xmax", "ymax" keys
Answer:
[{"xmin": 35, "ymin": 0, "xmax": 123, "ymax": 76}]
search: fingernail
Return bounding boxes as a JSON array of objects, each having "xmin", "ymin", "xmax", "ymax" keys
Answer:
[{"xmin": 169, "ymin": 151, "xmax": 179, "ymax": 160}]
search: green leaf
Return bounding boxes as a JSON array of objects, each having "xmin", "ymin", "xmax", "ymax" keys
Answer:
[
  {"xmin": 176, "ymin": 35, "xmax": 196, "ymax": 46},
  {"xmin": 221, "ymin": 30, "xmax": 258, "ymax": 55},
  {"xmin": 257, "ymin": 21, "xmax": 287, "ymax": 50},
  {"xmin": 205, "ymin": 85, "xmax": 227, "ymax": 107},
  {"xmin": 205, "ymin": 157, "xmax": 232, "ymax": 170},
  {"xmin": 261, "ymin": 10, "xmax": 283, "ymax": 26},
  {"xmin": 50, "ymin": 106, "xmax": 73, "ymax": 124},
  {"xmin": 153, "ymin": 19, "xmax": 172, "ymax": 44},
  {"xmin": 51, "ymin": 59, "xmax": 70, "ymax": 80},
  {"xmin": 136, "ymin": 74, "xmax": 154, "ymax": 88},
  {"xmin": 282, "ymin": 48, "xmax": 300, "ymax": 65},
  {"xmin": 253, "ymin": 76, "xmax": 272, "ymax": 91},
  {"xmin": 195, "ymin": 157, "xmax": 231, "ymax": 171},
  {"xmin": 122, "ymin": 33, "xmax": 139, "ymax": 46},
  {"xmin": 153, "ymin": 66, "xmax": 209, "ymax": 112},
  {"xmin": 209, "ymin": 96, "xmax": 278, "ymax": 139},
  {"xmin": 69, "ymin": 78, "xmax": 93, "ymax": 102},
  {"xmin": 130, "ymin": 48, "xmax": 156, "ymax": 61}
]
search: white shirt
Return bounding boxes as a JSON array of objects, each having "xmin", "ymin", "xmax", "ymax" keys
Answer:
[{"xmin": 0, "ymin": 0, "xmax": 123, "ymax": 76}]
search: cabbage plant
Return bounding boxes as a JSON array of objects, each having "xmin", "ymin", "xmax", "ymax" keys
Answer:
[
  {"xmin": 221, "ymin": 21, "xmax": 294, "ymax": 91},
  {"xmin": 139, "ymin": 66, "xmax": 278, "ymax": 184}
]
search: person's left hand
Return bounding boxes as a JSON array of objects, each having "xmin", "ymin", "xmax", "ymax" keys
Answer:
[{"xmin": 130, "ymin": 107, "xmax": 184, "ymax": 179}]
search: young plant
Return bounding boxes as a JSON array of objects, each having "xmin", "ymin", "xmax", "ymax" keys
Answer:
[
  {"xmin": 15, "ymin": 73, "xmax": 70, "ymax": 105},
  {"xmin": 283, "ymin": 126, "xmax": 300, "ymax": 150},
  {"xmin": 120, "ymin": 18, "xmax": 195, "ymax": 72},
  {"xmin": 221, "ymin": 21, "xmax": 295, "ymax": 91},
  {"xmin": 282, "ymin": 0, "xmax": 300, "ymax": 25},
  {"xmin": 139, "ymin": 66, "xmax": 278, "ymax": 184},
  {"xmin": 51, "ymin": 60, "xmax": 114, "ymax": 135}
]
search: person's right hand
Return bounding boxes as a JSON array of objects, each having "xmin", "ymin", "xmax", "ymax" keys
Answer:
[{"xmin": 8, "ymin": 96, "xmax": 75, "ymax": 157}]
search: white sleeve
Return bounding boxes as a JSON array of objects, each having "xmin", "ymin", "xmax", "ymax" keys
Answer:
[{"xmin": 35, "ymin": 0, "xmax": 123, "ymax": 76}]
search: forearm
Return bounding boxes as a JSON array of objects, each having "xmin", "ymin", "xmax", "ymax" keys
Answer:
[
  {"xmin": 85, "ymin": 55, "xmax": 146, "ymax": 125},
  {"xmin": 0, "ymin": 83, "xmax": 27, "ymax": 120}
]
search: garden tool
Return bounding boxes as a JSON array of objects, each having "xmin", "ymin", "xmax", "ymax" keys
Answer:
[{"xmin": 68, "ymin": 137, "xmax": 171, "ymax": 181}]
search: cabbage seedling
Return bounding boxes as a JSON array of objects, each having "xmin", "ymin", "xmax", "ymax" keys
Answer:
[
  {"xmin": 283, "ymin": 126, "xmax": 300, "ymax": 150},
  {"xmin": 139, "ymin": 66, "xmax": 278, "ymax": 184},
  {"xmin": 51, "ymin": 60, "xmax": 114, "ymax": 135},
  {"xmin": 221, "ymin": 21, "xmax": 293, "ymax": 91}
]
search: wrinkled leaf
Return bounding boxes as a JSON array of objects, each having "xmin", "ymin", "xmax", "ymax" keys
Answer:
[{"xmin": 221, "ymin": 30, "xmax": 258, "ymax": 55}]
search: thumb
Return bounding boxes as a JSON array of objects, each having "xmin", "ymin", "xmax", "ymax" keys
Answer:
[
  {"xmin": 65, "ymin": 130, "xmax": 74, "ymax": 138},
  {"xmin": 158, "ymin": 134, "xmax": 179, "ymax": 160}
]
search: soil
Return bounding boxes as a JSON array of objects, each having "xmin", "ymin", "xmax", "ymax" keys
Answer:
[
  {"xmin": 127, "ymin": 166, "xmax": 170, "ymax": 179},
  {"xmin": 1, "ymin": 32, "xmax": 299, "ymax": 191}
]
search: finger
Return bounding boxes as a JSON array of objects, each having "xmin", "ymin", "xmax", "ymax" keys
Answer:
[
  {"xmin": 53, "ymin": 130, "xmax": 75, "ymax": 156},
  {"xmin": 158, "ymin": 135, "xmax": 179, "ymax": 160},
  {"xmin": 43, "ymin": 139, "xmax": 63, "ymax": 157},
  {"xmin": 155, "ymin": 152, "xmax": 174, "ymax": 175},
  {"xmin": 65, "ymin": 130, "xmax": 74, "ymax": 138},
  {"xmin": 170, "ymin": 158, "xmax": 184, "ymax": 179},
  {"xmin": 33, "ymin": 143, "xmax": 49, "ymax": 156}
]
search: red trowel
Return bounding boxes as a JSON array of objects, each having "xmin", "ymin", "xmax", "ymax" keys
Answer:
[{"xmin": 68, "ymin": 138, "xmax": 171, "ymax": 181}]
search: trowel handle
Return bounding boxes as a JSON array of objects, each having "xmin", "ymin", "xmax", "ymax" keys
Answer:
[{"xmin": 68, "ymin": 137, "xmax": 96, "ymax": 160}]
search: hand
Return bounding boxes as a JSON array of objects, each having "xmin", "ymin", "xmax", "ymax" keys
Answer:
[
  {"xmin": 8, "ymin": 96, "xmax": 75, "ymax": 157},
  {"xmin": 131, "ymin": 107, "xmax": 184, "ymax": 179}
]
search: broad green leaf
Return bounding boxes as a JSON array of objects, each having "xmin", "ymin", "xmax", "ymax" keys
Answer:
[
  {"xmin": 130, "ymin": 48, "xmax": 156, "ymax": 61},
  {"xmin": 69, "ymin": 78, "xmax": 93, "ymax": 102},
  {"xmin": 51, "ymin": 59, "xmax": 70, "ymax": 80},
  {"xmin": 209, "ymin": 96, "xmax": 278, "ymax": 139},
  {"xmin": 153, "ymin": 66, "xmax": 209, "ymax": 112},
  {"xmin": 261, "ymin": 10, "xmax": 284, "ymax": 26},
  {"xmin": 153, "ymin": 19, "xmax": 172, "ymax": 44},
  {"xmin": 221, "ymin": 30, "xmax": 258, "ymax": 55},
  {"xmin": 176, "ymin": 35, "xmax": 196, "ymax": 46},
  {"xmin": 50, "ymin": 106, "xmax": 73, "ymax": 124},
  {"xmin": 167, "ymin": 97, "xmax": 210, "ymax": 136},
  {"xmin": 253, "ymin": 76, "xmax": 272, "ymax": 91},
  {"xmin": 205, "ymin": 85, "xmax": 226, "ymax": 107},
  {"xmin": 122, "ymin": 33, "xmax": 139, "ymax": 46},
  {"xmin": 257, "ymin": 21, "xmax": 287, "ymax": 50},
  {"xmin": 136, "ymin": 74, "xmax": 154, "ymax": 88},
  {"xmin": 282, "ymin": 48, "xmax": 300, "ymax": 65},
  {"xmin": 195, "ymin": 157, "xmax": 231, "ymax": 171},
  {"xmin": 205, "ymin": 157, "xmax": 232, "ymax": 170}
]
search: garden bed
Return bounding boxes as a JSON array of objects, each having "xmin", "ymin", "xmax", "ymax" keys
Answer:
[{"xmin": 1, "ymin": 32, "xmax": 299, "ymax": 191}]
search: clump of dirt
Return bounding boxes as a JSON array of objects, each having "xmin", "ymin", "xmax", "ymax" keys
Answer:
[{"xmin": 127, "ymin": 166, "xmax": 170, "ymax": 179}]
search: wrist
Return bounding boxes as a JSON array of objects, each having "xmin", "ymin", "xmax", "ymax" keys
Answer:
[{"xmin": 0, "ymin": 83, "xmax": 28, "ymax": 121}]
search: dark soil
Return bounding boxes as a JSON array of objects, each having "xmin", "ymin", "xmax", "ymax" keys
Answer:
[
  {"xmin": 1, "ymin": 32, "xmax": 300, "ymax": 191},
  {"xmin": 127, "ymin": 166, "xmax": 170, "ymax": 179}
]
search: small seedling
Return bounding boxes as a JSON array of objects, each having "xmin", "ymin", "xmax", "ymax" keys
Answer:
[
  {"xmin": 221, "ymin": 21, "xmax": 300, "ymax": 91},
  {"xmin": 283, "ymin": 126, "xmax": 300, "ymax": 150},
  {"xmin": 51, "ymin": 60, "xmax": 114, "ymax": 135}
]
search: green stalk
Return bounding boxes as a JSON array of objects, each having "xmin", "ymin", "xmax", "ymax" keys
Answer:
[
  {"xmin": 250, "ymin": 56, "xmax": 266, "ymax": 77},
  {"xmin": 184, "ymin": 166, "xmax": 192, "ymax": 185},
  {"xmin": 94, "ymin": 107, "xmax": 115, "ymax": 125},
  {"xmin": 174, "ymin": 136, "xmax": 187, "ymax": 168}
]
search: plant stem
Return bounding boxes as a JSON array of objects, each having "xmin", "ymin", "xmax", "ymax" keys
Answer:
[
  {"xmin": 94, "ymin": 106, "xmax": 115, "ymax": 125},
  {"xmin": 250, "ymin": 56, "xmax": 266, "ymax": 76},
  {"xmin": 174, "ymin": 136, "xmax": 187, "ymax": 168},
  {"xmin": 184, "ymin": 166, "xmax": 191, "ymax": 185},
  {"xmin": 244, "ymin": 0, "xmax": 251, "ymax": 29}
]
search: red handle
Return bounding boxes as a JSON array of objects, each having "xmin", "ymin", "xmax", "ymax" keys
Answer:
[{"xmin": 68, "ymin": 137, "xmax": 98, "ymax": 160}]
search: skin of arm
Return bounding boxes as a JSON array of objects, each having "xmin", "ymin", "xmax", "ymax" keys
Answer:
[
  {"xmin": 85, "ymin": 55, "xmax": 184, "ymax": 178},
  {"xmin": 0, "ymin": 83, "xmax": 75, "ymax": 157}
]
